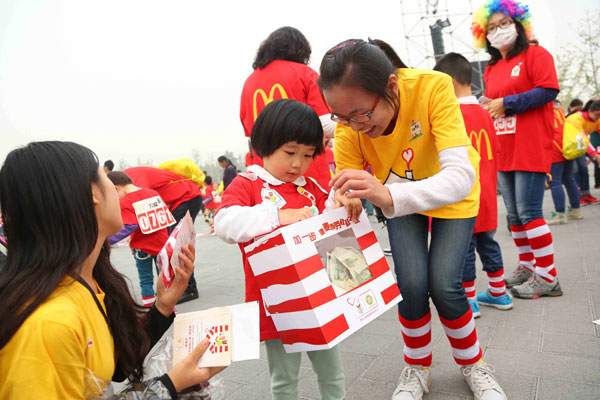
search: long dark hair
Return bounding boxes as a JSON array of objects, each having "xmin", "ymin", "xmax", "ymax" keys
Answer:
[
  {"xmin": 582, "ymin": 99, "xmax": 600, "ymax": 112},
  {"xmin": 318, "ymin": 39, "xmax": 400, "ymax": 109},
  {"xmin": 252, "ymin": 26, "xmax": 311, "ymax": 70},
  {"xmin": 486, "ymin": 19, "xmax": 536, "ymax": 65},
  {"xmin": 0, "ymin": 141, "xmax": 149, "ymax": 382}
]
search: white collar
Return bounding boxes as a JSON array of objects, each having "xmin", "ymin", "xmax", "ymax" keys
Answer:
[
  {"xmin": 458, "ymin": 95, "xmax": 479, "ymax": 105},
  {"xmin": 247, "ymin": 164, "xmax": 307, "ymax": 186}
]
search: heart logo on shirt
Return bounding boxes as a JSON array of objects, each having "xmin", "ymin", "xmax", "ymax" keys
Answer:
[
  {"xmin": 402, "ymin": 148, "xmax": 414, "ymax": 168},
  {"xmin": 347, "ymin": 297, "xmax": 355, "ymax": 306}
]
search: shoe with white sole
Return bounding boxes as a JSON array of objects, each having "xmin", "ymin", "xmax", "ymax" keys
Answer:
[
  {"xmin": 461, "ymin": 360, "xmax": 507, "ymax": 400},
  {"xmin": 391, "ymin": 365, "xmax": 431, "ymax": 400}
]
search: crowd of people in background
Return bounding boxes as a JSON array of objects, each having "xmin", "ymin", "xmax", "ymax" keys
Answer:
[{"xmin": 1, "ymin": 0, "xmax": 599, "ymax": 399}]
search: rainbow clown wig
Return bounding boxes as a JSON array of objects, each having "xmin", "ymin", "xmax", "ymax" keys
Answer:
[{"xmin": 471, "ymin": 0, "xmax": 533, "ymax": 49}]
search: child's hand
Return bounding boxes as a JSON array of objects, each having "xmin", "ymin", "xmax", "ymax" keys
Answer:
[
  {"xmin": 334, "ymin": 191, "xmax": 363, "ymax": 222},
  {"xmin": 278, "ymin": 208, "xmax": 315, "ymax": 225}
]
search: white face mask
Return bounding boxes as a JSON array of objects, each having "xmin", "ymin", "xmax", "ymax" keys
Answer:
[{"xmin": 487, "ymin": 23, "xmax": 518, "ymax": 51}]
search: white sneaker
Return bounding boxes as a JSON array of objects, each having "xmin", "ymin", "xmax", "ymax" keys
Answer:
[
  {"xmin": 461, "ymin": 361, "xmax": 507, "ymax": 400},
  {"xmin": 392, "ymin": 365, "xmax": 431, "ymax": 400}
]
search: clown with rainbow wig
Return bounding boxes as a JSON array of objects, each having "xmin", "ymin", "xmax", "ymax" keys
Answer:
[{"xmin": 471, "ymin": 0, "xmax": 564, "ymax": 302}]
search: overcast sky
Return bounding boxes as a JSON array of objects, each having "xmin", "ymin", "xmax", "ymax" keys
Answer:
[{"xmin": 0, "ymin": 0, "xmax": 593, "ymax": 167}]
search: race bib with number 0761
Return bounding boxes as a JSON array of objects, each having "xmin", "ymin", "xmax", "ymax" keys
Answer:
[{"xmin": 132, "ymin": 195, "xmax": 176, "ymax": 234}]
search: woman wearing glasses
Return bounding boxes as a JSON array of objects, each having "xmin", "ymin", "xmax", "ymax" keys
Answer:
[
  {"xmin": 318, "ymin": 40, "xmax": 507, "ymax": 400},
  {"xmin": 472, "ymin": 0, "xmax": 561, "ymax": 299}
]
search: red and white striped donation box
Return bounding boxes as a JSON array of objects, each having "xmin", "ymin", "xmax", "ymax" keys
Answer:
[{"xmin": 244, "ymin": 207, "xmax": 402, "ymax": 353}]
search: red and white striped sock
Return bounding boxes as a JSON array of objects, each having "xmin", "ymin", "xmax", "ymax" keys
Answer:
[
  {"xmin": 462, "ymin": 281, "xmax": 476, "ymax": 302},
  {"xmin": 439, "ymin": 308, "xmax": 482, "ymax": 365},
  {"xmin": 525, "ymin": 219, "xmax": 556, "ymax": 283},
  {"xmin": 142, "ymin": 295, "xmax": 155, "ymax": 307},
  {"xmin": 510, "ymin": 225, "xmax": 535, "ymax": 272},
  {"xmin": 399, "ymin": 312, "xmax": 432, "ymax": 367},
  {"xmin": 486, "ymin": 269, "xmax": 507, "ymax": 297}
]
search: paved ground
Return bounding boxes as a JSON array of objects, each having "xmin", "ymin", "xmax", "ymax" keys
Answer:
[{"xmin": 110, "ymin": 185, "xmax": 600, "ymax": 400}]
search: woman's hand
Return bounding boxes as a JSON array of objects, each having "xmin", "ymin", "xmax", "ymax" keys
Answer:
[
  {"xmin": 167, "ymin": 339, "xmax": 227, "ymax": 392},
  {"xmin": 330, "ymin": 169, "xmax": 393, "ymax": 209},
  {"xmin": 278, "ymin": 208, "xmax": 315, "ymax": 225},
  {"xmin": 334, "ymin": 191, "xmax": 363, "ymax": 222},
  {"xmin": 155, "ymin": 243, "xmax": 195, "ymax": 316},
  {"xmin": 483, "ymin": 98, "xmax": 505, "ymax": 120}
]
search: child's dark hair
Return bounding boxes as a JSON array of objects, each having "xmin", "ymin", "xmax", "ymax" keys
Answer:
[
  {"xmin": 433, "ymin": 52, "xmax": 472, "ymax": 86},
  {"xmin": 107, "ymin": 171, "xmax": 133, "ymax": 186},
  {"xmin": 205, "ymin": 176, "xmax": 213, "ymax": 185},
  {"xmin": 251, "ymin": 99, "xmax": 324, "ymax": 158},
  {"xmin": 318, "ymin": 39, "xmax": 399, "ymax": 108},
  {"xmin": 569, "ymin": 98, "xmax": 583, "ymax": 109},
  {"xmin": 252, "ymin": 27, "xmax": 311, "ymax": 70}
]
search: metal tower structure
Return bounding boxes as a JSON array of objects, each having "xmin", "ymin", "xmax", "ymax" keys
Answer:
[{"xmin": 400, "ymin": 0, "xmax": 489, "ymax": 96}]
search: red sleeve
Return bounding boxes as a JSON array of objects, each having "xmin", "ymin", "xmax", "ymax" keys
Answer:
[
  {"xmin": 304, "ymin": 67, "xmax": 330, "ymax": 117},
  {"xmin": 526, "ymin": 45, "xmax": 559, "ymax": 90},
  {"xmin": 120, "ymin": 199, "xmax": 138, "ymax": 225},
  {"xmin": 215, "ymin": 176, "xmax": 256, "ymax": 215}
]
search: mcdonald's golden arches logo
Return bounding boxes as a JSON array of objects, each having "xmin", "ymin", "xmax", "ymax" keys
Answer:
[
  {"xmin": 253, "ymin": 84, "xmax": 288, "ymax": 121},
  {"xmin": 469, "ymin": 129, "xmax": 493, "ymax": 160}
]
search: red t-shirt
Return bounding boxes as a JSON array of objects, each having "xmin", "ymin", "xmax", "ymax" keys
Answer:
[
  {"xmin": 215, "ymin": 171, "xmax": 328, "ymax": 341},
  {"xmin": 460, "ymin": 102, "xmax": 499, "ymax": 233},
  {"xmin": 120, "ymin": 188, "xmax": 169, "ymax": 256},
  {"xmin": 125, "ymin": 166, "xmax": 201, "ymax": 211},
  {"xmin": 240, "ymin": 60, "xmax": 332, "ymax": 189},
  {"xmin": 203, "ymin": 183, "xmax": 218, "ymax": 210},
  {"xmin": 484, "ymin": 45, "xmax": 559, "ymax": 173}
]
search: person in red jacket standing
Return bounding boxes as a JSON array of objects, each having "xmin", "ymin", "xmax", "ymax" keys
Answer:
[{"xmin": 240, "ymin": 26, "xmax": 334, "ymax": 190}]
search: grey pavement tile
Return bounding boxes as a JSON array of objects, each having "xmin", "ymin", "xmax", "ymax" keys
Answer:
[
  {"xmin": 360, "ymin": 315, "xmax": 404, "ymax": 337},
  {"xmin": 488, "ymin": 314, "xmax": 542, "ymax": 351},
  {"xmin": 220, "ymin": 358, "xmax": 270, "ymax": 384},
  {"xmin": 543, "ymin": 301, "xmax": 595, "ymax": 335},
  {"xmin": 542, "ymin": 332, "xmax": 600, "ymax": 359},
  {"xmin": 339, "ymin": 332, "xmax": 398, "ymax": 356},
  {"xmin": 345, "ymin": 378, "xmax": 397, "ymax": 400},
  {"xmin": 491, "ymin": 371, "xmax": 537, "ymax": 400},
  {"xmin": 361, "ymin": 349, "xmax": 406, "ymax": 384},
  {"xmin": 484, "ymin": 348, "xmax": 600, "ymax": 384},
  {"xmin": 226, "ymin": 370, "xmax": 273, "ymax": 400},
  {"xmin": 537, "ymin": 378, "xmax": 600, "ymax": 400},
  {"xmin": 505, "ymin": 298, "xmax": 545, "ymax": 316},
  {"xmin": 222, "ymin": 379, "xmax": 244, "ymax": 399}
]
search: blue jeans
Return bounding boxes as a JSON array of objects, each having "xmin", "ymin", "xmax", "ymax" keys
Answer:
[
  {"xmin": 133, "ymin": 249, "xmax": 158, "ymax": 299},
  {"xmin": 497, "ymin": 171, "xmax": 546, "ymax": 226},
  {"xmin": 549, "ymin": 160, "xmax": 580, "ymax": 212},
  {"xmin": 462, "ymin": 230, "xmax": 503, "ymax": 283},
  {"xmin": 572, "ymin": 155, "xmax": 589, "ymax": 195},
  {"xmin": 387, "ymin": 214, "xmax": 475, "ymax": 321}
]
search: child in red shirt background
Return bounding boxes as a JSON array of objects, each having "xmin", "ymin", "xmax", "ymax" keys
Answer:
[
  {"xmin": 434, "ymin": 52, "xmax": 513, "ymax": 318},
  {"xmin": 108, "ymin": 171, "xmax": 170, "ymax": 307}
]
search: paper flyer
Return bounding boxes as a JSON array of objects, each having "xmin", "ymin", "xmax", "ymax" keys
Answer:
[
  {"xmin": 170, "ymin": 211, "xmax": 196, "ymax": 272},
  {"xmin": 173, "ymin": 302, "xmax": 259, "ymax": 368},
  {"xmin": 157, "ymin": 211, "xmax": 196, "ymax": 288}
]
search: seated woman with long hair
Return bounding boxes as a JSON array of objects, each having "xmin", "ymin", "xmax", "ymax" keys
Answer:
[{"xmin": 0, "ymin": 141, "xmax": 224, "ymax": 399}]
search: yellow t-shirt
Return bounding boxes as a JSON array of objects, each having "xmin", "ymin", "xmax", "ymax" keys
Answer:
[
  {"xmin": 0, "ymin": 277, "xmax": 115, "ymax": 399},
  {"xmin": 334, "ymin": 68, "xmax": 480, "ymax": 219},
  {"xmin": 565, "ymin": 111, "xmax": 600, "ymax": 135}
]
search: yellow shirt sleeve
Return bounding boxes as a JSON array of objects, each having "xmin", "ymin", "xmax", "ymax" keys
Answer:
[
  {"xmin": 1, "ymin": 319, "xmax": 86, "ymax": 400},
  {"xmin": 428, "ymin": 75, "xmax": 470, "ymax": 151},
  {"xmin": 333, "ymin": 125, "xmax": 366, "ymax": 173},
  {"xmin": 566, "ymin": 113, "xmax": 585, "ymax": 131}
]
